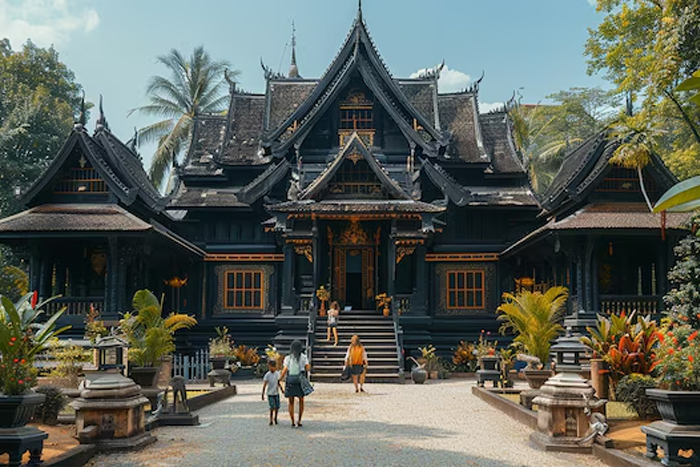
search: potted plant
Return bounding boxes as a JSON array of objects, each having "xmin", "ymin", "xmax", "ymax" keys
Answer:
[
  {"xmin": 375, "ymin": 293, "xmax": 392, "ymax": 317},
  {"xmin": 0, "ymin": 292, "xmax": 69, "ymax": 428},
  {"xmin": 496, "ymin": 286, "xmax": 568, "ymax": 387},
  {"xmin": 209, "ymin": 326, "xmax": 234, "ymax": 370},
  {"xmin": 33, "ymin": 385, "xmax": 66, "ymax": 426},
  {"xmin": 316, "ymin": 286, "xmax": 330, "ymax": 317},
  {"xmin": 231, "ymin": 344, "xmax": 260, "ymax": 379},
  {"xmin": 476, "ymin": 330, "xmax": 499, "ymax": 371},
  {"xmin": 419, "ymin": 345, "xmax": 439, "ymax": 379},
  {"xmin": 119, "ymin": 289, "xmax": 197, "ymax": 388}
]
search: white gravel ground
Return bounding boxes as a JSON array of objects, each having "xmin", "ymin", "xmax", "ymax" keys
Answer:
[{"xmin": 89, "ymin": 379, "xmax": 608, "ymax": 467}]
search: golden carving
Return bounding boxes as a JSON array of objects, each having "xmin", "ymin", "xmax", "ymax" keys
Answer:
[
  {"xmin": 338, "ymin": 220, "xmax": 370, "ymax": 245},
  {"xmin": 294, "ymin": 245, "xmax": 313, "ymax": 263},
  {"xmin": 346, "ymin": 149, "xmax": 363, "ymax": 165},
  {"xmin": 396, "ymin": 246, "xmax": 416, "ymax": 264},
  {"xmin": 327, "ymin": 226, "xmax": 334, "ymax": 246},
  {"xmin": 205, "ymin": 254, "xmax": 284, "ymax": 262},
  {"xmin": 340, "ymin": 89, "xmax": 372, "ymax": 106},
  {"xmin": 339, "ymin": 129, "xmax": 374, "ymax": 147}
]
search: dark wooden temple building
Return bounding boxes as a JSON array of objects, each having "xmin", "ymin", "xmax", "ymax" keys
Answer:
[{"xmin": 0, "ymin": 5, "xmax": 689, "ymax": 379}]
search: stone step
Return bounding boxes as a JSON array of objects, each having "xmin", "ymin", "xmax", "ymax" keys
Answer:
[{"xmin": 311, "ymin": 373, "xmax": 403, "ymax": 383}]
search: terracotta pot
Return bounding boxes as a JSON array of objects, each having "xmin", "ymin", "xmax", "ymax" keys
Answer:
[
  {"xmin": 0, "ymin": 393, "xmax": 46, "ymax": 428},
  {"xmin": 411, "ymin": 367, "xmax": 427, "ymax": 384},
  {"xmin": 429, "ymin": 371, "xmax": 439, "ymax": 380},
  {"xmin": 129, "ymin": 366, "xmax": 161, "ymax": 388},
  {"xmin": 646, "ymin": 389, "xmax": 700, "ymax": 425},
  {"xmin": 524, "ymin": 369, "xmax": 552, "ymax": 389}
]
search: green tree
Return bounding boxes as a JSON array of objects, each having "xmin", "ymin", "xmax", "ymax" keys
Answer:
[
  {"xmin": 0, "ymin": 39, "xmax": 85, "ymax": 217},
  {"xmin": 509, "ymin": 87, "xmax": 618, "ymax": 193},
  {"xmin": 586, "ymin": 0, "xmax": 700, "ymax": 180},
  {"xmin": 130, "ymin": 47, "xmax": 236, "ymax": 189}
]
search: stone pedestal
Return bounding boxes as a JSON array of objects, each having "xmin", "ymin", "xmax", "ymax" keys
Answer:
[
  {"xmin": 208, "ymin": 369, "xmax": 231, "ymax": 387},
  {"xmin": 0, "ymin": 426, "xmax": 48, "ymax": 467},
  {"xmin": 642, "ymin": 421, "xmax": 700, "ymax": 467},
  {"xmin": 71, "ymin": 370, "xmax": 155, "ymax": 451}
]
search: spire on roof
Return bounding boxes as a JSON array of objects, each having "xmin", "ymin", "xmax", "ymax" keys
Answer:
[
  {"xmin": 357, "ymin": 0, "xmax": 363, "ymax": 23},
  {"xmin": 288, "ymin": 21, "xmax": 300, "ymax": 78},
  {"xmin": 74, "ymin": 91, "xmax": 86, "ymax": 130},
  {"xmin": 95, "ymin": 94, "xmax": 109, "ymax": 132}
]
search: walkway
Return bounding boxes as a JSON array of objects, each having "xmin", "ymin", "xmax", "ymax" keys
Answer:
[{"xmin": 89, "ymin": 379, "xmax": 607, "ymax": 467}]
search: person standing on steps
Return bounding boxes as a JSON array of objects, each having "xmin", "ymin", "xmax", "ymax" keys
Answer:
[
  {"xmin": 345, "ymin": 335, "xmax": 368, "ymax": 393},
  {"xmin": 280, "ymin": 340, "xmax": 310, "ymax": 427},
  {"xmin": 327, "ymin": 300, "xmax": 340, "ymax": 346}
]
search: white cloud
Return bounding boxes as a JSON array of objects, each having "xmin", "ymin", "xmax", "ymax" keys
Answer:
[
  {"xmin": 479, "ymin": 102, "xmax": 505, "ymax": 113},
  {"xmin": 0, "ymin": 0, "xmax": 100, "ymax": 48},
  {"xmin": 587, "ymin": 0, "xmax": 597, "ymax": 7},
  {"xmin": 410, "ymin": 64, "xmax": 471, "ymax": 94}
]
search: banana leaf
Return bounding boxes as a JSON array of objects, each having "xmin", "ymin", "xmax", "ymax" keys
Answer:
[{"xmin": 652, "ymin": 175, "xmax": 700, "ymax": 213}]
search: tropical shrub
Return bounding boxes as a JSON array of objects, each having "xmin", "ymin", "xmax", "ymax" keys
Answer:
[
  {"xmin": 119, "ymin": 289, "xmax": 197, "ymax": 368},
  {"xmin": 476, "ymin": 331, "xmax": 497, "ymax": 357},
  {"xmin": 0, "ymin": 292, "xmax": 69, "ymax": 395},
  {"xmin": 232, "ymin": 344, "xmax": 260, "ymax": 367},
  {"xmin": 581, "ymin": 312, "xmax": 660, "ymax": 390},
  {"xmin": 496, "ymin": 286, "xmax": 569, "ymax": 366},
  {"xmin": 655, "ymin": 322, "xmax": 700, "ymax": 391},
  {"xmin": 452, "ymin": 340, "xmax": 478, "ymax": 372},
  {"xmin": 615, "ymin": 374, "xmax": 659, "ymax": 420},
  {"xmin": 419, "ymin": 345, "xmax": 440, "ymax": 372},
  {"xmin": 47, "ymin": 340, "xmax": 91, "ymax": 388},
  {"xmin": 84, "ymin": 304, "xmax": 108, "ymax": 344},
  {"xmin": 34, "ymin": 385, "xmax": 66, "ymax": 425}
]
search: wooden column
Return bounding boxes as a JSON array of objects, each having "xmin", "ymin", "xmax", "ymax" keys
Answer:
[
  {"xmin": 583, "ymin": 236, "xmax": 595, "ymax": 313},
  {"xmin": 413, "ymin": 243, "xmax": 427, "ymax": 315},
  {"xmin": 280, "ymin": 241, "xmax": 294, "ymax": 315},
  {"xmin": 387, "ymin": 219, "xmax": 397, "ymax": 305},
  {"xmin": 312, "ymin": 220, "xmax": 320, "ymax": 311},
  {"xmin": 106, "ymin": 237, "xmax": 119, "ymax": 318}
]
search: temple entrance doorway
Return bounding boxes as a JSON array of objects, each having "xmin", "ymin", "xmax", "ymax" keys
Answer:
[{"xmin": 329, "ymin": 220, "xmax": 379, "ymax": 310}]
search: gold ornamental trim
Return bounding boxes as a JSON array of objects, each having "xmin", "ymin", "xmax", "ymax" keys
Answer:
[
  {"xmin": 205, "ymin": 254, "xmax": 284, "ymax": 262},
  {"xmin": 425, "ymin": 253, "xmax": 498, "ymax": 262}
]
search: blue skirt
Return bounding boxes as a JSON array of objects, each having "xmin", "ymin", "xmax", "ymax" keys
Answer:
[{"xmin": 285, "ymin": 377, "xmax": 304, "ymax": 398}]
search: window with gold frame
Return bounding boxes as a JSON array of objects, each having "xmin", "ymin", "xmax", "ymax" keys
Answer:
[
  {"xmin": 447, "ymin": 270, "xmax": 484, "ymax": 309},
  {"xmin": 224, "ymin": 270, "xmax": 263, "ymax": 309}
]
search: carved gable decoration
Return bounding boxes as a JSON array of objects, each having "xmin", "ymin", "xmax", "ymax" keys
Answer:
[
  {"xmin": 53, "ymin": 153, "xmax": 108, "ymax": 195},
  {"xmin": 338, "ymin": 220, "xmax": 370, "ymax": 245},
  {"xmin": 340, "ymin": 88, "xmax": 373, "ymax": 107}
]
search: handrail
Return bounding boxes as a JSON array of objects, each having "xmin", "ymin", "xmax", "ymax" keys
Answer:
[
  {"xmin": 306, "ymin": 301, "xmax": 316, "ymax": 376},
  {"xmin": 391, "ymin": 296, "xmax": 404, "ymax": 377}
]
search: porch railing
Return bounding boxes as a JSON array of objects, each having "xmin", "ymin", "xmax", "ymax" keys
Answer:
[
  {"xmin": 44, "ymin": 297, "xmax": 105, "ymax": 316},
  {"xmin": 391, "ymin": 297, "xmax": 404, "ymax": 377},
  {"xmin": 172, "ymin": 349, "xmax": 210, "ymax": 382},
  {"xmin": 599, "ymin": 295, "xmax": 661, "ymax": 316}
]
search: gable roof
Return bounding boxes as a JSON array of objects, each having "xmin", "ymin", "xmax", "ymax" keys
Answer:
[
  {"xmin": 540, "ymin": 130, "xmax": 678, "ymax": 214},
  {"xmin": 261, "ymin": 13, "xmax": 446, "ymax": 156},
  {"xmin": 21, "ymin": 124, "xmax": 166, "ymax": 214},
  {"xmin": 437, "ymin": 92, "xmax": 486, "ymax": 163},
  {"xmin": 480, "ymin": 111, "xmax": 526, "ymax": 174},
  {"xmin": 301, "ymin": 132, "xmax": 411, "ymax": 200}
]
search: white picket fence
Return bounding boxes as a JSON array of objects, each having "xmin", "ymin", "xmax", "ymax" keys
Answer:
[{"xmin": 172, "ymin": 349, "xmax": 210, "ymax": 382}]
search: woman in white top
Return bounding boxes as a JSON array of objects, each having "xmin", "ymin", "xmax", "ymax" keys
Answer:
[
  {"xmin": 326, "ymin": 300, "xmax": 340, "ymax": 346},
  {"xmin": 280, "ymin": 340, "xmax": 310, "ymax": 427}
]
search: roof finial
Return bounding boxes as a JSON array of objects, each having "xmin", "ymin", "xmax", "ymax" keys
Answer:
[
  {"xmin": 288, "ymin": 21, "xmax": 299, "ymax": 78},
  {"xmin": 95, "ymin": 94, "xmax": 108, "ymax": 132},
  {"xmin": 357, "ymin": 0, "xmax": 363, "ymax": 23},
  {"xmin": 74, "ymin": 91, "xmax": 86, "ymax": 130}
]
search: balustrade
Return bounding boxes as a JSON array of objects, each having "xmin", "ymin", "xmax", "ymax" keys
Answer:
[
  {"xmin": 44, "ymin": 297, "xmax": 105, "ymax": 316},
  {"xmin": 599, "ymin": 295, "xmax": 660, "ymax": 316}
]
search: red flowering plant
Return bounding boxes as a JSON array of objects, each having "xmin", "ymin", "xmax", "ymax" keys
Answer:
[
  {"xmin": 655, "ymin": 226, "xmax": 700, "ymax": 390},
  {"xmin": 0, "ymin": 292, "xmax": 69, "ymax": 395}
]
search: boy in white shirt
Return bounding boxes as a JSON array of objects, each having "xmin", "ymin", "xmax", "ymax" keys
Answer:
[{"xmin": 262, "ymin": 359, "xmax": 283, "ymax": 425}]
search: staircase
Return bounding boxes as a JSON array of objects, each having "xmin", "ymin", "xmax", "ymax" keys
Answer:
[{"xmin": 310, "ymin": 309, "xmax": 403, "ymax": 383}]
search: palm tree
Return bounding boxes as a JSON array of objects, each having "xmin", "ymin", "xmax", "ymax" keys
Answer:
[
  {"xmin": 130, "ymin": 47, "xmax": 236, "ymax": 189},
  {"xmin": 496, "ymin": 286, "xmax": 569, "ymax": 367}
]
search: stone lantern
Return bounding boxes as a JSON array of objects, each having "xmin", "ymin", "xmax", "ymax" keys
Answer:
[
  {"xmin": 71, "ymin": 336, "xmax": 155, "ymax": 451},
  {"xmin": 95, "ymin": 335, "xmax": 129, "ymax": 374},
  {"xmin": 531, "ymin": 331, "xmax": 606, "ymax": 452}
]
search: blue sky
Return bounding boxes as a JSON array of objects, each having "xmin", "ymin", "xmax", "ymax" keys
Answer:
[{"xmin": 1, "ymin": 0, "xmax": 606, "ymax": 167}]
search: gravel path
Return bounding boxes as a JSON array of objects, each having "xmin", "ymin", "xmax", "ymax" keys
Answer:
[{"xmin": 89, "ymin": 379, "xmax": 608, "ymax": 467}]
